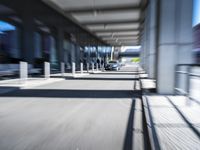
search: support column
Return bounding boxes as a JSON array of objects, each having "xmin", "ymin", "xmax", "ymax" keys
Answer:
[
  {"xmin": 157, "ymin": 0, "xmax": 193, "ymax": 94},
  {"xmin": 147, "ymin": 0, "xmax": 158, "ymax": 79}
]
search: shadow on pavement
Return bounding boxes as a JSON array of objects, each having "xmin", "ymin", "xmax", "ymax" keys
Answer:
[
  {"xmin": 123, "ymin": 99, "xmax": 136, "ymax": 150},
  {"xmin": 0, "ymin": 89, "xmax": 141, "ymax": 98}
]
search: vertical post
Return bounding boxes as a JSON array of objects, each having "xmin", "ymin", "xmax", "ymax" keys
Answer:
[
  {"xmin": 61, "ymin": 62, "xmax": 65, "ymax": 77},
  {"xmin": 72, "ymin": 62, "xmax": 76, "ymax": 76},
  {"xmin": 174, "ymin": 65, "xmax": 178, "ymax": 95},
  {"xmin": 96, "ymin": 63, "xmax": 98, "ymax": 71},
  {"xmin": 186, "ymin": 65, "xmax": 191, "ymax": 97},
  {"xmin": 20, "ymin": 61, "xmax": 28, "ymax": 82},
  {"xmin": 87, "ymin": 63, "xmax": 89, "ymax": 73},
  {"xmin": 80, "ymin": 63, "xmax": 83, "ymax": 74},
  {"xmin": 101, "ymin": 64, "xmax": 104, "ymax": 71},
  {"xmin": 92, "ymin": 63, "xmax": 94, "ymax": 73},
  {"xmin": 44, "ymin": 62, "xmax": 50, "ymax": 79}
]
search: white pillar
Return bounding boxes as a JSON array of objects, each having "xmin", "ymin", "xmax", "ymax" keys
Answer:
[
  {"xmin": 80, "ymin": 63, "xmax": 83, "ymax": 74},
  {"xmin": 96, "ymin": 63, "xmax": 98, "ymax": 71},
  {"xmin": 92, "ymin": 63, "xmax": 94, "ymax": 73},
  {"xmin": 20, "ymin": 61, "xmax": 28, "ymax": 81},
  {"xmin": 87, "ymin": 63, "xmax": 89, "ymax": 73},
  {"xmin": 61, "ymin": 62, "xmax": 65, "ymax": 77},
  {"xmin": 44, "ymin": 62, "xmax": 50, "ymax": 79},
  {"xmin": 72, "ymin": 62, "xmax": 76, "ymax": 76},
  {"xmin": 101, "ymin": 64, "xmax": 104, "ymax": 71},
  {"xmin": 157, "ymin": 0, "xmax": 193, "ymax": 94}
]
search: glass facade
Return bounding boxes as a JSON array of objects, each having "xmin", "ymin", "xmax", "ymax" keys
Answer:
[
  {"xmin": 0, "ymin": 20, "xmax": 21, "ymax": 63},
  {"xmin": 193, "ymin": 0, "xmax": 200, "ymax": 62}
]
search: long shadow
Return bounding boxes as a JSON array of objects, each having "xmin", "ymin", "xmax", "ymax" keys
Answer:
[
  {"xmin": 144, "ymin": 96, "xmax": 161, "ymax": 150},
  {"xmin": 0, "ymin": 89, "xmax": 142, "ymax": 98},
  {"xmin": 92, "ymin": 73, "xmax": 139, "ymax": 75},
  {"xmin": 166, "ymin": 96, "xmax": 200, "ymax": 139},
  {"xmin": 64, "ymin": 77, "xmax": 138, "ymax": 81},
  {"xmin": 123, "ymin": 99, "xmax": 136, "ymax": 150}
]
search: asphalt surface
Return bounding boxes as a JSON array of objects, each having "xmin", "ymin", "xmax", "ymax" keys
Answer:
[{"xmin": 0, "ymin": 65, "xmax": 145, "ymax": 150}]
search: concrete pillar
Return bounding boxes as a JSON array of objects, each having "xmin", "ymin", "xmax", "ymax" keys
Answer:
[
  {"xmin": 157, "ymin": 0, "xmax": 193, "ymax": 94},
  {"xmin": 147, "ymin": 0, "xmax": 158, "ymax": 79},
  {"xmin": 44, "ymin": 62, "xmax": 50, "ymax": 79},
  {"xmin": 141, "ymin": 10, "xmax": 150, "ymax": 72},
  {"xmin": 20, "ymin": 61, "xmax": 28, "ymax": 81}
]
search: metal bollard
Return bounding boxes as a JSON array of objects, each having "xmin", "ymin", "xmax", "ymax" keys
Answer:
[
  {"xmin": 96, "ymin": 63, "xmax": 98, "ymax": 71},
  {"xmin": 72, "ymin": 62, "xmax": 76, "ymax": 76},
  {"xmin": 92, "ymin": 63, "xmax": 94, "ymax": 73},
  {"xmin": 61, "ymin": 62, "xmax": 65, "ymax": 77},
  {"xmin": 44, "ymin": 62, "xmax": 50, "ymax": 79},
  {"xmin": 20, "ymin": 61, "xmax": 28, "ymax": 82},
  {"xmin": 87, "ymin": 63, "xmax": 89, "ymax": 73},
  {"xmin": 80, "ymin": 63, "xmax": 83, "ymax": 74}
]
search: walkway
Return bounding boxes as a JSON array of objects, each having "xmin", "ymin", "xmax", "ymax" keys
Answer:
[
  {"xmin": 143, "ymin": 95, "xmax": 200, "ymax": 150},
  {"xmin": 0, "ymin": 65, "xmax": 146, "ymax": 150}
]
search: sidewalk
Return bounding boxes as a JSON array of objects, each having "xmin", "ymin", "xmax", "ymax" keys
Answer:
[
  {"xmin": 143, "ymin": 95, "xmax": 200, "ymax": 150},
  {"xmin": 0, "ymin": 78, "xmax": 65, "ymax": 94}
]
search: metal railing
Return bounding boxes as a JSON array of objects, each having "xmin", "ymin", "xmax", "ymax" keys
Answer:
[{"xmin": 175, "ymin": 64, "xmax": 200, "ymax": 100}]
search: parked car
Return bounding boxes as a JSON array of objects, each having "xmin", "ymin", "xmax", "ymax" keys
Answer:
[{"xmin": 105, "ymin": 60, "xmax": 121, "ymax": 71}]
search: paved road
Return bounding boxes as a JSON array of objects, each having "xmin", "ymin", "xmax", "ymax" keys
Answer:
[{"xmin": 0, "ymin": 65, "xmax": 145, "ymax": 150}]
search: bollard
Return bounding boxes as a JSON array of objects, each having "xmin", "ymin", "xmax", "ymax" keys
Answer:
[
  {"xmin": 101, "ymin": 64, "xmax": 104, "ymax": 71},
  {"xmin": 61, "ymin": 62, "xmax": 65, "ymax": 77},
  {"xmin": 87, "ymin": 63, "xmax": 89, "ymax": 73},
  {"xmin": 92, "ymin": 63, "xmax": 94, "ymax": 73},
  {"xmin": 80, "ymin": 63, "xmax": 83, "ymax": 74},
  {"xmin": 20, "ymin": 61, "xmax": 28, "ymax": 82},
  {"xmin": 96, "ymin": 63, "xmax": 98, "ymax": 71},
  {"xmin": 72, "ymin": 62, "xmax": 76, "ymax": 76},
  {"xmin": 44, "ymin": 62, "xmax": 50, "ymax": 79}
]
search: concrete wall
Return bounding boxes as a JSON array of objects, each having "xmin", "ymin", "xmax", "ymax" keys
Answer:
[{"xmin": 141, "ymin": 0, "xmax": 193, "ymax": 94}]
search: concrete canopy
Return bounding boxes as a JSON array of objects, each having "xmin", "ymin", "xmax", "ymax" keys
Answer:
[{"xmin": 43, "ymin": 0, "xmax": 147, "ymax": 46}]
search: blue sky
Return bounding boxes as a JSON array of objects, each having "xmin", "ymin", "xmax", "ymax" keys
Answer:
[
  {"xmin": 193, "ymin": 0, "xmax": 200, "ymax": 26},
  {"xmin": 0, "ymin": 20, "xmax": 15, "ymax": 32}
]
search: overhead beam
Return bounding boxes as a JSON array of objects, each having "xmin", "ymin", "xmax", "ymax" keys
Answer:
[
  {"xmin": 82, "ymin": 19, "xmax": 141, "ymax": 25},
  {"xmin": 98, "ymin": 34, "xmax": 140, "ymax": 38},
  {"xmin": 91, "ymin": 28, "xmax": 140, "ymax": 33},
  {"xmin": 64, "ymin": 5, "xmax": 141, "ymax": 14},
  {"xmin": 103, "ymin": 36, "xmax": 139, "ymax": 40}
]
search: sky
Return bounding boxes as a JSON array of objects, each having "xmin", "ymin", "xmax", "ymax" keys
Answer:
[
  {"xmin": 0, "ymin": 21, "xmax": 15, "ymax": 32},
  {"xmin": 193, "ymin": 0, "xmax": 200, "ymax": 26}
]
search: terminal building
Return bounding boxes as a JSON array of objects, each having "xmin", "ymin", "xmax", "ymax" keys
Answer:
[{"xmin": 0, "ymin": 0, "xmax": 200, "ymax": 150}]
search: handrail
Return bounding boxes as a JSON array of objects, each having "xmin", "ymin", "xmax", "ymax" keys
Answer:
[{"xmin": 174, "ymin": 64, "xmax": 200, "ymax": 101}]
